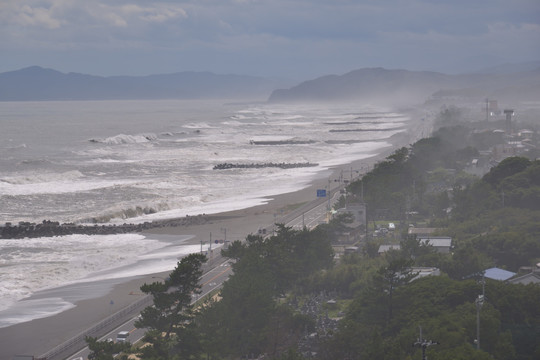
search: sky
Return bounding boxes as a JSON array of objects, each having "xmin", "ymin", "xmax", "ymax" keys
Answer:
[{"xmin": 1, "ymin": 0, "xmax": 539, "ymax": 81}]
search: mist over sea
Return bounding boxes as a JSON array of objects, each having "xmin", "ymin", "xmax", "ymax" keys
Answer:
[{"xmin": 0, "ymin": 99, "xmax": 411, "ymax": 327}]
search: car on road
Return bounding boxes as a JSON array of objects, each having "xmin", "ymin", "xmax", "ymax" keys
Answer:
[{"xmin": 116, "ymin": 331, "xmax": 130, "ymax": 343}]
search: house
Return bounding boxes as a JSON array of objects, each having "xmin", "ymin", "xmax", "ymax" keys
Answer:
[
  {"xmin": 508, "ymin": 269, "xmax": 540, "ymax": 285},
  {"xmin": 484, "ymin": 267, "xmax": 516, "ymax": 281},
  {"xmin": 408, "ymin": 227, "xmax": 440, "ymax": 238},
  {"xmin": 410, "ymin": 267, "xmax": 441, "ymax": 281},
  {"xmin": 378, "ymin": 244, "xmax": 401, "ymax": 255},
  {"xmin": 335, "ymin": 203, "xmax": 366, "ymax": 227},
  {"xmin": 417, "ymin": 236, "xmax": 452, "ymax": 253},
  {"xmin": 333, "ymin": 203, "xmax": 367, "ymax": 244}
]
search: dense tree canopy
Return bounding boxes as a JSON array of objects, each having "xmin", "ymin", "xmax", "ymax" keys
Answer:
[{"xmin": 198, "ymin": 225, "xmax": 335, "ymax": 359}]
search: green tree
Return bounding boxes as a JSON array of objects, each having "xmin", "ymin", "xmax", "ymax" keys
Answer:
[
  {"xmin": 136, "ymin": 253, "xmax": 206, "ymax": 359},
  {"xmin": 86, "ymin": 336, "xmax": 131, "ymax": 360},
  {"xmin": 374, "ymin": 251, "xmax": 416, "ymax": 321},
  {"xmin": 483, "ymin": 157, "xmax": 531, "ymax": 187},
  {"xmin": 199, "ymin": 225, "xmax": 334, "ymax": 359}
]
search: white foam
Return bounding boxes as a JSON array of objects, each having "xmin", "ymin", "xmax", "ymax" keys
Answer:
[
  {"xmin": 89, "ymin": 133, "xmax": 157, "ymax": 144},
  {"xmin": 0, "ymin": 234, "xmax": 221, "ymax": 328},
  {"xmin": 0, "ymin": 171, "xmax": 140, "ymax": 196},
  {"xmin": 0, "ymin": 298, "xmax": 76, "ymax": 329},
  {"xmin": 0, "ymin": 234, "xmax": 165, "ymax": 309},
  {"xmin": 1, "ymin": 170, "xmax": 84, "ymax": 185},
  {"xmin": 182, "ymin": 122, "xmax": 217, "ymax": 129}
]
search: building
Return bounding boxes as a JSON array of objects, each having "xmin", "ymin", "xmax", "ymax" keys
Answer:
[
  {"xmin": 378, "ymin": 244, "xmax": 401, "ymax": 255},
  {"xmin": 411, "ymin": 267, "xmax": 441, "ymax": 281},
  {"xmin": 508, "ymin": 269, "xmax": 540, "ymax": 285},
  {"xmin": 408, "ymin": 227, "xmax": 440, "ymax": 238},
  {"xmin": 335, "ymin": 203, "xmax": 366, "ymax": 227},
  {"xmin": 417, "ymin": 236, "xmax": 452, "ymax": 254},
  {"xmin": 484, "ymin": 267, "xmax": 516, "ymax": 281}
]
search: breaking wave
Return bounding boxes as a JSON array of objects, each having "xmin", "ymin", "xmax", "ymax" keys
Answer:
[
  {"xmin": 89, "ymin": 133, "xmax": 157, "ymax": 144},
  {"xmin": 0, "ymin": 170, "xmax": 84, "ymax": 185},
  {"xmin": 82, "ymin": 202, "xmax": 172, "ymax": 224}
]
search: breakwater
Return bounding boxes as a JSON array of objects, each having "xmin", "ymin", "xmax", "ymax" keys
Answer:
[
  {"xmin": 213, "ymin": 162, "xmax": 318, "ymax": 170},
  {"xmin": 249, "ymin": 139, "xmax": 316, "ymax": 145},
  {"xmin": 0, "ymin": 215, "xmax": 215, "ymax": 239}
]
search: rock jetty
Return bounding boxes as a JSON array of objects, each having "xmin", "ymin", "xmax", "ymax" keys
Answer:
[
  {"xmin": 0, "ymin": 215, "xmax": 215, "ymax": 239},
  {"xmin": 249, "ymin": 139, "xmax": 315, "ymax": 145},
  {"xmin": 213, "ymin": 162, "xmax": 318, "ymax": 170}
]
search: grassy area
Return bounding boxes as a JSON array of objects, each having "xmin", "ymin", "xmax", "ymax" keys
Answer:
[{"xmin": 281, "ymin": 201, "xmax": 309, "ymax": 213}]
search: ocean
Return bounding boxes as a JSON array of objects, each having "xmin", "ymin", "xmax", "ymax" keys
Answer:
[{"xmin": 0, "ymin": 99, "xmax": 412, "ymax": 328}]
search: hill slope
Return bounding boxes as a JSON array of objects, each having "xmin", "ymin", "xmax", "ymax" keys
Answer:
[
  {"xmin": 0, "ymin": 66, "xmax": 285, "ymax": 101},
  {"xmin": 268, "ymin": 67, "xmax": 540, "ymax": 105}
]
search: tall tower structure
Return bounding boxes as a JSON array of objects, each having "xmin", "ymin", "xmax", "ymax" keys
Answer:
[{"xmin": 504, "ymin": 109, "xmax": 514, "ymax": 135}]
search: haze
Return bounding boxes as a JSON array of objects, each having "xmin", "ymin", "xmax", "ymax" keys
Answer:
[{"xmin": 1, "ymin": 0, "xmax": 539, "ymax": 80}]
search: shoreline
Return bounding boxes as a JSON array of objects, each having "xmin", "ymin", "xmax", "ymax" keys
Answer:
[
  {"xmin": 0, "ymin": 109, "xmax": 427, "ymax": 360},
  {"xmin": 0, "ymin": 155, "xmax": 379, "ymax": 360}
]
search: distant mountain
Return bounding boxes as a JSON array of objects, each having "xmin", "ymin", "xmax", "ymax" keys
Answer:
[
  {"xmin": 0, "ymin": 66, "xmax": 287, "ymax": 101},
  {"xmin": 268, "ymin": 66, "xmax": 540, "ymax": 106},
  {"xmin": 474, "ymin": 61, "xmax": 540, "ymax": 74}
]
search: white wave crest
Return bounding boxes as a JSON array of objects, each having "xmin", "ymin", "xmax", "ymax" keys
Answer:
[
  {"xmin": 182, "ymin": 123, "xmax": 216, "ymax": 129},
  {"xmin": 0, "ymin": 170, "xmax": 139, "ymax": 196},
  {"xmin": 6, "ymin": 143, "xmax": 27, "ymax": 151},
  {"xmin": 0, "ymin": 170, "xmax": 84, "ymax": 185},
  {"xmin": 89, "ymin": 133, "xmax": 157, "ymax": 144}
]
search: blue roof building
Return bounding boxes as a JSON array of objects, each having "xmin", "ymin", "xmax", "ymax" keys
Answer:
[{"xmin": 484, "ymin": 267, "xmax": 516, "ymax": 281}]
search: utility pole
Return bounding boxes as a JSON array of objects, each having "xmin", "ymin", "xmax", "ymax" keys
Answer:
[
  {"xmin": 413, "ymin": 326, "xmax": 439, "ymax": 360},
  {"xmin": 475, "ymin": 272, "xmax": 486, "ymax": 350},
  {"xmin": 221, "ymin": 227, "xmax": 227, "ymax": 242}
]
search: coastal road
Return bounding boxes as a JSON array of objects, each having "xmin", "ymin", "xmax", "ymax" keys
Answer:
[{"xmin": 287, "ymin": 191, "xmax": 341, "ymax": 230}]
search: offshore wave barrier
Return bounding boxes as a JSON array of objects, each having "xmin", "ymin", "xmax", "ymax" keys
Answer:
[
  {"xmin": 213, "ymin": 162, "xmax": 319, "ymax": 170},
  {"xmin": 249, "ymin": 139, "xmax": 316, "ymax": 145},
  {"xmin": 0, "ymin": 215, "xmax": 214, "ymax": 239}
]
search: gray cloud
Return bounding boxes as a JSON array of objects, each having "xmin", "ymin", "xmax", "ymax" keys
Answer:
[{"xmin": 0, "ymin": 0, "xmax": 538, "ymax": 79}]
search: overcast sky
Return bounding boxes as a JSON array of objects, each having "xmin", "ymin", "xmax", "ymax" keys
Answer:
[{"xmin": 1, "ymin": 0, "xmax": 539, "ymax": 81}]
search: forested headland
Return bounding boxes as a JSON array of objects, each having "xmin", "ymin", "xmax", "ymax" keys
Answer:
[{"xmin": 88, "ymin": 106, "xmax": 540, "ymax": 360}]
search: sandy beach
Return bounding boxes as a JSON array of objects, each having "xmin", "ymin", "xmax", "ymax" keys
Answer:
[
  {"xmin": 0, "ymin": 112, "xmax": 426, "ymax": 360},
  {"xmin": 0, "ymin": 174, "xmax": 337, "ymax": 360}
]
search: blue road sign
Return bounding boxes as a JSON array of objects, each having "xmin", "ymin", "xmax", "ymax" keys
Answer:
[{"xmin": 317, "ymin": 189, "xmax": 327, "ymax": 197}]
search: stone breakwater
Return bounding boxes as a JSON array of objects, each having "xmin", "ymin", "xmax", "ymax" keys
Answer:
[
  {"xmin": 249, "ymin": 139, "xmax": 316, "ymax": 145},
  {"xmin": 0, "ymin": 215, "xmax": 226, "ymax": 239},
  {"xmin": 213, "ymin": 162, "xmax": 318, "ymax": 170}
]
